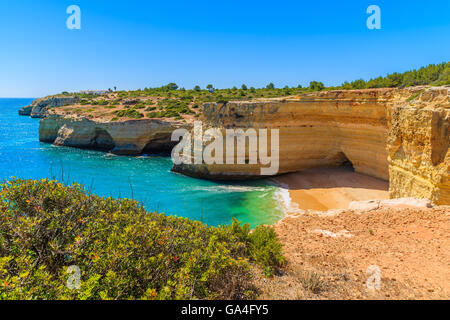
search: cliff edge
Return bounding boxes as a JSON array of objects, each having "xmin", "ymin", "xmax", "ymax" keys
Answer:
[
  {"xmin": 19, "ymin": 95, "xmax": 79, "ymax": 118},
  {"xmin": 172, "ymin": 86, "xmax": 449, "ymax": 205}
]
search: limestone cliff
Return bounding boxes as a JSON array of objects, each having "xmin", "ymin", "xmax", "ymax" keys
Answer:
[
  {"xmin": 35, "ymin": 86, "xmax": 449, "ymax": 205},
  {"xmin": 174, "ymin": 89, "xmax": 392, "ymax": 181},
  {"xmin": 19, "ymin": 96, "xmax": 79, "ymax": 118},
  {"xmin": 172, "ymin": 86, "xmax": 449, "ymax": 205},
  {"xmin": 39, "ymin": 114, "xmax": 189, "ymax": 155},
  {"xmin": 387, "ymin": 87, "xmax": 449, "ymax": 204}
]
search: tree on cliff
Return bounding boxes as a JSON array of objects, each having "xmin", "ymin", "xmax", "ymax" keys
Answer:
[
  {"xmin": 165, "ymin": 83, "xmax": 179, "ymax": 91},
  {"xmin": 309, "ymin": 81, "xmax": 324, "ymax": 91},
  {"xmin": 194, "ymin": 85, "xmax": 201, "ymax": 91},
  {"xmin": 349, "ymin": 79, "xmax": 367, "ymax": 89},
  {"xmin": 341, "ymin": 61, "xmax": 450, "ymax": 89},
  {"xmin": 266, "ymin": 83, "xmax": 275, "ymax": 89}
]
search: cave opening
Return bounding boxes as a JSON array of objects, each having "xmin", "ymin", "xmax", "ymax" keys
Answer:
[
  {"xmin": 141, "ymin": 133, "xmax": 177, "ymax": 155},
  {"xmin": 330, "ymin": 151, "xmax": 355, "ymax": 171},
  {"xmin": 92, "ymin": 129, "xmax": 115, "ymax": 151}
]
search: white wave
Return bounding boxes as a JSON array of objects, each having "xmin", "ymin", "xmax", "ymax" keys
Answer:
[
  {"xmin": 191, "ymin": 185, "xmax": 269, "ymax": 193},
  {"xmin": 272, "ymin": 182, "xmax": 305, "ymax": 215},
  {"xmin": 104, "ymin": 153, "xmax": 117, "ymax": 158}
]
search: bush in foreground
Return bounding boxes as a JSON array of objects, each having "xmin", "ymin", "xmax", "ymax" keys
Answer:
[{"xmin": 0, "ymin": 179, "xmax": 284, "ymax": 300}]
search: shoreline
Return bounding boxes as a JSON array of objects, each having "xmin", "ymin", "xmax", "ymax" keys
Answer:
[{"xmin": 272, "ymin": 167, "xmax": 390, "ymax": 216}]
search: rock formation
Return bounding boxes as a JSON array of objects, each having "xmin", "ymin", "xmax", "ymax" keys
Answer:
[
  {"xmin": 32, "ymin": 86, "xmax": 449, "ymax": 204},
  {"xmin": 172, "ymin": 86, "xmax": 449, "ymax": 205},
  {"xmin": 173, "ymin": 89, "xmax": 391, "ymax": 181},
  {"xmin": 19, "ymin": 96, "xmax": 79, "ymax": 118},
  {"xmin": 39, "ymin": 114, "xmax": 189, "ymax": 155},
  {"xmin": 387, "ymin": 87, "xmax": 449, "ymax": 204}
]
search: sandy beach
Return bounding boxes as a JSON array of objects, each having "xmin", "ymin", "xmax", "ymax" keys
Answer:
[{"xmin": 273, "ymin": 167, "xmax": 390, "ymax": 212}]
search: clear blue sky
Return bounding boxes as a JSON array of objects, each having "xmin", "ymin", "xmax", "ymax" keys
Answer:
[{"xmin": 0, "ymin": 0, "xmax": 449, "ymax": 97}]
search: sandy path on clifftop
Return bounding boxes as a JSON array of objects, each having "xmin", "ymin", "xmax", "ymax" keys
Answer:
[
  {"xmin": 254, "ymin": 206, "xmax": 450, "ymax": 299},
  {"xmin": 272, "ymin": 167, "xmax": 389, "ymax": 212}
]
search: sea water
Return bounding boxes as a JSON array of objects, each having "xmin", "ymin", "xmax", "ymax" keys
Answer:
[{"xmin": 0, "ymin": 98, "xmax": 284, "ymax": 227}]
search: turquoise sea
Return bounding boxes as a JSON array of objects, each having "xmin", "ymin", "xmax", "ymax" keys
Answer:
[{"xmin": 0, "ymin": 98, "xmax": 284, "ymax": 227}]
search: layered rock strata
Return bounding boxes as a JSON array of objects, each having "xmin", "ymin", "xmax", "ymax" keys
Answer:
[
  {"xmin": 172, "ymin": 87, "xmax": 449, "ymax": 204},
  {"xmin": 387, "ymin": 87, "xmax": 449, "ymax": 204},
  {"xmin": 39, "ymin": 114, "xmax": 189, "ymax": 155},
  {"xmin": 173, "ymin": 89, "xmax": 391, "ymax": 181}
]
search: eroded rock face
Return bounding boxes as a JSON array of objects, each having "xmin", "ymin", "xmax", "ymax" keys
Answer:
[
  {"xmin": 173, "ymin": 88, "xmax": 393, "ymax": 180},
  {"xmin": 19, "ymin": 96, "xmax": 79, "ymax": 118},
  {"xmin": 387, "ymin": 87, "xmax": 450, "ymax": 205},
  {"xmin": 36, "ymin": 86, "xmax": 450, "ymax": 205},
  {"xmin": 39, "ymin": 114, "xmax": 190, "ymax": 155},
  {"xmin": 172, "ymin": 86, "xmax": 449, "ymax": 204}
]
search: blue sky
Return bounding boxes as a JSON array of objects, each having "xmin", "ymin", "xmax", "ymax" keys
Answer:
[{"xmin": 0, "ymin": 0, "xmax": 449, "ymax": 97}]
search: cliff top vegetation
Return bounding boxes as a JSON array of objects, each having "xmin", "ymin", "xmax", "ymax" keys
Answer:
[{"xmin": 48, "ymin": 61, "xmax": 449, "ymax": 121}]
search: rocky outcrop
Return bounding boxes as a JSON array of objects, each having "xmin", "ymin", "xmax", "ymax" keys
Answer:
[
  {"xmin": 39, "ymin": 114, "xmax": 190, "ymax": 155},
  {"xmin": 387, "ymin": 87, "xmax": 450, "ymax": 205},
  {"xmin": 19, "ymin": 96, "xmax": 79, "ymax": 118},
  {"xmin": 18, "ymin": 105, "xmax": 33, "ymax": 116},
  {"xmin": 172, "ymin": 86, "xmax": 449, "ymax": 205},
  {"xmin": 173, "ymin": 89, "xmax": 393, "ymax": 180}
]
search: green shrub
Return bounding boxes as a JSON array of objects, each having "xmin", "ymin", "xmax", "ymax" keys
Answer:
[
  {"xmin": 248, "ymin": 226, "xmax": 285, "ymax": 271},
  {"xmin": 0, "ymin": 179, "xmax": 286, "ymax": 300},
  {"xmin": 309, "ymin": 81, "xmax": 324, "ymax": 91},
  {"xmin": 406, "ymin": 89, "xmax": 425, "ymax": 102},
  {"xmin": 147, "ymin": 111, "xmax": 163, "ymax": 118},
  {"xmin": 231, "ymin": 219, "xmax": 285, "ymax": 274},
  {"xmin": 92, "ymin": 100, "xmax": 109, "ymax": 106},
  {"xmin": 115, "ymin": 109, "xmax": 144, "ymax": 119}
]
